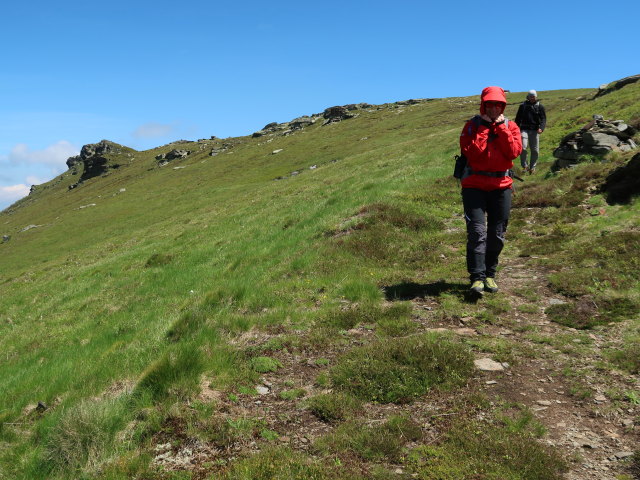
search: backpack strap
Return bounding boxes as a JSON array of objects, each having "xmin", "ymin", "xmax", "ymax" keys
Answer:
[{"xmin": 467, "ymin": 115, "xmax": 482, "ymax": 135}]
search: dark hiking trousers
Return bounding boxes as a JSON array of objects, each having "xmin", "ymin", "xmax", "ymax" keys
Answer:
[{"xmin": 462, "ymin": 187, "xmax": 512, "ymax": 282}]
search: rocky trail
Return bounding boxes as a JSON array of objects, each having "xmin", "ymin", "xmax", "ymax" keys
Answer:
[{"xmin": 472, "ymin": 255, "xmax": 639, "ymax": 479}]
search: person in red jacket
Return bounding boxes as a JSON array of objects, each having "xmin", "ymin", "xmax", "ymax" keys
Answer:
[{"xmin": 459, "ymin": 86, "xmax": 522, "ymax": 294}]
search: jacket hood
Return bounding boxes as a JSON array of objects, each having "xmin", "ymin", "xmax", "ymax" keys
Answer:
[{"xmin": 480, "ymin": 86, "xmax": 507, "ymax": 115}]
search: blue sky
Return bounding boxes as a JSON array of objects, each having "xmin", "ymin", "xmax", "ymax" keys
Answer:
[{"xmin": 1, "ymin": 0, "xmax": 637, "ymax": 209}]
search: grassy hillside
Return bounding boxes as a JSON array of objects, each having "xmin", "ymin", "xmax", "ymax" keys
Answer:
[{"xmin": 1, "ymin": 82, "xmax": 639, "ymax": 479}]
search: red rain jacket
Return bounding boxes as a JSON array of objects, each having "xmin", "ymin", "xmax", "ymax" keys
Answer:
[{"xmin": 459, "ymin": 86, "xmax": 522, "ymax": 191}]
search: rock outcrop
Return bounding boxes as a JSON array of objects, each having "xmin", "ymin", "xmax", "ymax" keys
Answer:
[
  {"xmin": 323, "ymin": 106, "xmax": 355, "ymax": 125},
  {"xmin": 551, "ymin": 116, "xmax": 637, "ymax": 171},
  {"xmin": 67, "ymin": 140, "xmax": 124, "ymax": 190},
  {"xmin": 210, "ymin": 143, "xmax": 233, "ymax": 156},
  {"xmin": 156, "ymin": 149, "xmax": 191, "ymax": 165},
  {"xmin": 252, "ymin": 116, "xmax": 320, "ymax": 138},
  {"xmin": 595, "ymin": 74, "xmax": 640, "ymax": 98},
  {"xmin": 251, "ymin": 104, "xmax": 373, "ymax": 138}
]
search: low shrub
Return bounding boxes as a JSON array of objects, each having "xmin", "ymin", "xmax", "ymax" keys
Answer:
[
  {"xmin": 407, "ymin": 417, "xmax": 567, "ymax": 479},
  {"xmin": 608, "ymin": 335, "xmax": 640, "ymax": 374},
  {"xmin": 220, "ymin": 447, "xmax": 331, "ymax": 480},
  {"xmin": 546, "ymin": 294, "xmax": 638, "ymax": 329},
  {"xmin": 306, "ymin": 393, "xmax": 362, "ymax": 423},
  {"xmin": 314, "ymin": 415, "xmax": 422, "ymax": 462},
  {"xmin": 359, "ymin": 203, "xmax": 442, "ymax": 232}
]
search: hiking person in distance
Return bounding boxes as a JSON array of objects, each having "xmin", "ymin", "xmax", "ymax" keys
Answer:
[
  {"xmin": 459, "ymin": 86, "xmax": 522, "ymax": 295},
  {"xmin": 515, "ymin": 89, "xmax": 546, "ymax": 174}
]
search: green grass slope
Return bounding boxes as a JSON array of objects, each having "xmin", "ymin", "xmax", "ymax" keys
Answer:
[{"xmin": 1, "ymin": 82, "xmax": 639, "ymax": 479}]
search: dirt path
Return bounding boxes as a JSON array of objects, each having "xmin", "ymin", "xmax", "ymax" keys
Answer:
[{"xmin": 474, "ymin": 255, "xmax": 640, "ymax": 479}]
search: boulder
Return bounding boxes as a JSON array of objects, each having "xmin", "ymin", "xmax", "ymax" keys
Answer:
[
  {"xmin": 156, "ymin": 149, "xmax": 191, "ymax": 166},
  {"xmin": 322, "ymin": 106, "xmax": 355, "ymax": 125},
  {"xmin": 342, "ymin": 103, "xmax": 372, "ymax": 110},
  {"xmin": 552, "ymin": 116, "xmax": 638, "ymax": 171},
  {"xmin": 165, "ymin": 149, "xmax": 190, "ymax": 160},
  {"xmin": 582, "ymin": 132, "xmax": 620, "ymax": 148},
  {"xmin": 289, "ymin": 116, "xmax": 315, "ymax": 130},
  {"xmin": 252, "ymin": 121, "xmax": 290, "ymax": 138},
  {"xmin": 474, "ymin": 358, "xmax": 505, "ymax": 371}
]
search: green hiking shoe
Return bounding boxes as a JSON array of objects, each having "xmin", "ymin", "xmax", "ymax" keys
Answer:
[
  {"xmin": 470, "ymin": 280, "xmax": 484, "ymax": 295},
  {"xmin": 484, "ymin": 277, "xmax": 498, "ymax": 293}
]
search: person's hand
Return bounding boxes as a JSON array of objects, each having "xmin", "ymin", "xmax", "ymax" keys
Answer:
[
  {"xmin": 538, "ymin": 128, "xmax": 543, "ymax": 134},
  {"xmin": 494, "ymin": 114, "xmax": 505, "ymax": 124},
  {"xmin": 480, "ymin": 114, "xmax": 493, "ymax": 126}
]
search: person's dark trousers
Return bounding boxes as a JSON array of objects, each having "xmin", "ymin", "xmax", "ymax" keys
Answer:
[{"xmin": 462, "ymin": 187, "xmax": 512, "ymax": 282}]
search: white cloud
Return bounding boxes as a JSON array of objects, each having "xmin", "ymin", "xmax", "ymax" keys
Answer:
[
  {"xmin": 26, "ymin": 175, "xmax": 48, "ymax": 185},
  {"xmin": 0, "ymin": 184, "xmax": 30, "ymax": 204},
  {"xmin": 132, "ymin": 122, "xmax": 175, "ymax": 139},
  {"xmin": 4, "ymin": 140, "xmax": 79, "ymax": 169}
]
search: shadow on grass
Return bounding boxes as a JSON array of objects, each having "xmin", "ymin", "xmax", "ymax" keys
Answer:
[{"xmin": 383, "ymin": 281, "xmax": 480, "ymax": 303}]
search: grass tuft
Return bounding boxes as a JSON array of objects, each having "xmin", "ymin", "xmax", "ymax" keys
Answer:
[
  {"xmin": 42, "ymin": 398, "xmax": 128, "ymax": 475},
  {"xmin": 250, "ymin": 356, "xmax": 282, "ymax": 373},
  {"xmin": 322, "ymin": 302, "xmax": 412, "ymax": 330},
  {"xmin": 330, "ymin": 333, "xmax": 473, "ymax": 403},
  {"xmin": 136, "ymin": 345, "xmax": 205, "ymax": 401},
  {"xmin": 144, "ymin": 253, "xmax": 174, "ymax": 267},
  {"xmin": 279, "ymin": 388, "xmax": 306, "ymax": 401},
  {"xmin": 166, "ymin": 310, "xmax": 208, "ymax": 342}
]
